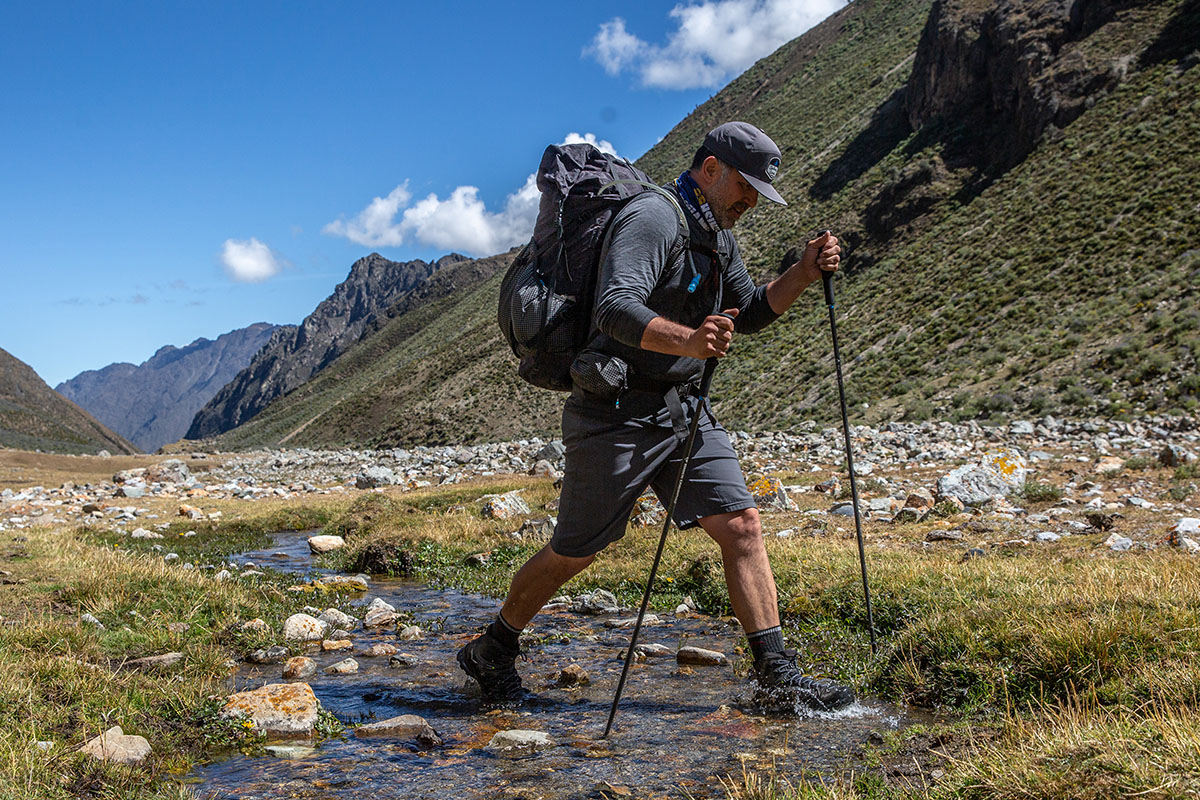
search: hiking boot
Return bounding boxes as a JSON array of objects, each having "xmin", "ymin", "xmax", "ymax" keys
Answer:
[
  {"xmin": 456, "ymin": 632, "xmax": 528, "ymax": 707},
  {"xmin": 752, "ymin": 649, "xmax": 855, "ymax": 712}
]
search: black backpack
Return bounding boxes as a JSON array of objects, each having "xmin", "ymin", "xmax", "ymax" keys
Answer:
[{"xmin": 497, "ymin": 142, "xmax": 688, "ymax": 391}]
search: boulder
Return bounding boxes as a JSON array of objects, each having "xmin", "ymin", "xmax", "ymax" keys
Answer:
[
  {"xmin": 747, "ymin": 477, "xmax": 797, "ymax": 512},
  {"xmin": 1159, "ymin": 444, "xmax": 1196, "ymax": 468},
  {"xmin": 80, "ymin": 726, "xmax": 151, "ymax": 765},
  {"xmin": 221, "ymin": 682, "xmax": 321, "ymax": 738},
  {"xmin": 1096, "ymin": 456, "xmax": 1125, "ymax": 476},
  {"xmin": 480, "ymin": 490, "xmax": 530, "ymax": 519},
  {"xmin": 318, "ymin": 608, "xmax": 357, "ymax": 629},
  {"xmin": 282, "ymin": 657, "xmax": 317, "ymax": 679},
  {"xmin": 307, "ymin": 535, "xmax": 346, "ymax": 554},
  {"xmin": 146, "ymin": 459, "xmax": 192, "ymax": 485},
  {"xmin": 355, "ymin": 466, "xmax": 397, "ymax": 489},
  {"xmin": 937, "ymin": 449, "xmax": 1029, "ymax": 505},
  {"xmin": 355, "ymin": 714, "xmax": 442, "ymax": 746},
  {"xmin": 282, "ymin": 613, "xmax": 328, "ymax": 642},
  {"xmin": 486, "ymin": 730, "xmax": 554, "ymax": 755},
  {"xmin": 513, "ymin": 516, "xmax": 556, "ymax": 541}
]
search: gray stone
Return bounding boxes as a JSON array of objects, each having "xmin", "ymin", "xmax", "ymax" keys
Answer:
[
  {"xmin": 248, "ymin": 646, "xmax": 290, "ymax": 664},
  {"xmin": 1035, "ymin": 531, "xmax": 1061, "ymax": 542},
  {"xmin": 80, "ymin": 726, "xmax": 151, "ymax": 765},
  {"xmin": 486, "ymin": 730, "xmax": 554, "ymax": 755},
  {"xmin": 572, "ymin": 589, "xmax": 620, "ymax": 615},
  {"xmin": 123, "ymin": 652, "xmax": 184, "ymax": 671},
  {"xmin": 355, "ymin": 714, "xmax": 442, "ymax": 746},
  {"xmin": 323, "ymin": 658, "xmax": 359, "ymax": 674},
  {"xmin": 1159, "ymin": 444, "xmax": 1196, "ymax": 468},
  {"xmin": 80, "ymin": 613, "xmax": 105, "ymax": 630},
  {"xmin": 318, "ymin": 608, "xmax": 357, "ymax": 630},
  {"xmin": 283, "ymin": 657, "xmax": 317, "ymax": 679},
  {"xmin": 480, "ymin": 490, "xmax": 531, "ymax": 519},
  {"xmin": 307, "ymin": 535, "xmax": 346, "ymax": 554},
  {"xmin": 282, "ymin": 613, "xmax": 328, "ymax": 641},
  {"xmin": 513, "ymin": 516, "xmax": 556, "ymax": 541},
  {"xmin": 1104, "ymin": 533, "xmax": 1134, "ymax": 552},
  {"xmin": 355, "ymin": 466, "xmax": 397, "ymax": 489},
  {"xmin": 937, "ymin": 449, "xmax": 1029, "ymax": 505},
  {"xmin": 676, "ymin": 646, "xmax": 728, "ymax": 666}
]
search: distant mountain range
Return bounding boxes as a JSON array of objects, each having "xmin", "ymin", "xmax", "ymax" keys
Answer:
[
  {"xmin": 0, "ymin": 347, "xmax": 136, "ymax": 455},
  {"xmin": 185, "ymin": 252, "xmax": 467, "ymax": 440},
  {"xmin": 191, "ymin": 0, "xmax": 1197, "ymax": 450},
  {"xmin": 56, "ymin": 323, "xmax": 280, "ymax": 452}
]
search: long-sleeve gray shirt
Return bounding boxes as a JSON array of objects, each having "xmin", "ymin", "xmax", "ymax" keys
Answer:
[{"xmin": 590, "ymin": 189, "xmax": 780, "ymax": 387}]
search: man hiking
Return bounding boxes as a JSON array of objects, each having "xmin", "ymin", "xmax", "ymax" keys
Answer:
[{"xmin": 460, "ymin": 121, "xmax": 853, "ymax": 713}]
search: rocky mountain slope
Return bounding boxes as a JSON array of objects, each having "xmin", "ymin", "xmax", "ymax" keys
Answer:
[
  {"xmin": 0, "ymin": 347, "xmax": 136, "ymax": 455},
  {"xmin": 204, "ymin": 0, "xmax": 1197, "ymax": 450},
  {"xmin": 56, "ymin": 322, "xmax": 278, "ymax": 453},
  {"xmin": 186, "ymin": 253, "xmax": 466, "ymax": 439}
]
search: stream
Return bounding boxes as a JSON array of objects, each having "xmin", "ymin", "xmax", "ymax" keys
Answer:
[{"xmin": 191, "ymin": 533, "xmax": 926, "ymax": 799}]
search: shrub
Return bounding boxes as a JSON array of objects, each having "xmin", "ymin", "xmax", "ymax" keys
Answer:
[{"xmin": 1017, "ymin": 481, "xmax": 1064, "ymax": 503}]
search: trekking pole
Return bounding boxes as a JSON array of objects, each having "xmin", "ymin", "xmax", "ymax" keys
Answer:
[
  {"xmin": 601, "ymin": 316, "xmax": 731, "ymax": 739},
  {"xmin": 820, "ymin": 252, "xmax": 878, "ymax": 657}
]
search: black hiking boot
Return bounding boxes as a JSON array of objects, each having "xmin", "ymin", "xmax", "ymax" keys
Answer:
[
  {"xmin": 456, "ymin": 632, "xmax": 528, "ymax": 707},
  {"xmin": 752, "ymin": 649, "xmax": 855, "ymax": 713}
]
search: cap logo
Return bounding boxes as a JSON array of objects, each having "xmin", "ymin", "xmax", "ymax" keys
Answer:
[{"xmin": 766, "ymin": 157, "xmax": 780, "ymax": 182}]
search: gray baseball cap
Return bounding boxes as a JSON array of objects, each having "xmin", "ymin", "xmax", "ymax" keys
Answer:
[{"xmin": 704, "ymin": 121, "xmax": 787, "ymax": 205}]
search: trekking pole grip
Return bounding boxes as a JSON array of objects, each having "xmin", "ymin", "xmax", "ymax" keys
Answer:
[{"xmin": 698, "ymin": 311, "xmax": 735, "ymax": 397}]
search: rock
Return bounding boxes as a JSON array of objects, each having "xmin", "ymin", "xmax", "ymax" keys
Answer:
[
  {"xmin": 397, "ymin": 625, "xmax": 422, "ymax": 640},
  {"xmin": 283, "ymin": 657, "xmax": 317, "ymax": 679},
  {"xmin": 961, "ymin": 547, "xmax": 987, "ymax": 561},
  {"xmin": 282, "ymin": 613, "xmax": 328, "ymax": 642},
  {"xmin": 534, "ymin": 441, "xmax": 566, "ymax": 463},
  {"xmin": 633, "ymin": 643, "xmax": 673, "ymax": 659},
  {"xmin": 480, "ymin": 490, "xmax": 531, "ymax": 519},
  {"xmin": 318, "ymin": 608, "xmax": 357, "ymax": 629},
  {"xmin": 247, "ymin": 646, "xmax": 290, "ymax": 664},
  {"xmin": 1159, "ymin": 444, "xmax": 1196, "ymax": 468},
  {"xmin": 894, "ymin": 507, "xmax": 927, "ymax": 524},
  {"xmin": 1010, "ymin": 420, "xmax": 1035, "ymax": 436},
  {"xmin": 178, "ymin": 504, "xmax": 205, "ymax": 520},
  {"xmin": 113, "ymin": 467, "xmax": 147, "ymax": 484},
  {"xmin": 355, "ymin": 466, "xmax": 397, "ymax": 489},
  {"xmin": 80, "ymin": 726, "xmax": 151, "ymax": 765},
  {"xmin": 307, "ymin": 535, "xmax": 346, "ymax": 554},
  {"xmin": 80, "ymin": 613, "xmax": 105, "ymax": 630},
  {"xmin": 814, "ymin": 476, "xmax": 840, "ymax": 494},
  {"xmin": 98, "ymin": 450, "xmax": 111, "ymax": 458},
  {"xmin": 146, "ymin": 459, "xmax": 192, "ymax": 485},
  {"xmin": 364, "ymin": 609, "xmax": 400, "ymax": 628},
  {"xmin": 130, "ymin": 527, "xmax": 162, "ymax": 539},
  {"xmin": 320, "ymin": 574, "xmax": 369, "ymax": 592},
  {"xmin": 240, "ymin": 618, "xmax": 270, "ymax": 634},
  {"xmin": 604, "ymin": 614, "xmax": 660, "ymax": 629},
  {"xmin": 747, "ymin": 477, "xmax": 797, "ymax": 512},
  {"xmin": 676, "ymin": 646, "xmax": 728, "ymax": 666},
  {"xmin": 486, "ymin": 730, "xmax": 554, "ymax": 755},
  {"xmin": 1036, "ymin": 531, "xmax": 1061, "ymax": 542},
  {"xmin": 321, "ymin": 639, "xmax": 353, "ymax": 651},
  {"xmin": 868, "ymin": 497, "xmax": 899, "ymax": 515},
  {"xmin": 264, "ymin": 744, "xmax": 317, "ymax": 759},
  {"xmin": 1181, "ymin": 538, "xmax": 1200, "ymax": 555},
  {"xmin": 925, "ymin": 529, "xmax": 963, "ymax": 542},
  {"xmin": 830, "ymin": 502, "xmax": 858, "ymax": 517},
  {"xmin": 1096, "ymin": 456, "xmax": 1125, "ymax": 476},
  {"xmin": 362, "ymin": 643, "xmax": 398, "ymax": 657},
  {"xmin": 905, "ymin": 488, "xmax": 935, "ymax": 510},
  {"xmin": 214, "ymin": 569, "xmax": 233, "ymax": 582},
  {"xmin": 1104, "ymin": 533, "xmax": 1134, "ymax": 552},
  {"xmin": 557, "ymin": 664, "xmax": 590, "ymax": 687},
  {"xmin": 937, "ymin": 449, "xmax": 1029, "ymax": 505},
  {"xmin": 123, "ymin": 652, "xmax": 184, "ymax": 671},
  {"xmin": 324, "ymin": 658, "xmax": 359, "ymax": 674},
  {"xmin": 388, "ymin": 653, "xmax": 418, "ymax": 669},
  {"xmin": 355, "ymin": 714, "xmax": 442, "ymax": 746},
  {"xmin": 631, "ymin": 494, "xmax": 666, "ymax": 526},
  {"xmin": 513, "ymin": 516, "xmax": 556, "ymax": 541},
  {"xmin": 1172, "ymin": 518, "xmax": 1200, "ymax": 536},
  {"xmin": 529, "ymin": 460, "xmax": 560, "ymax": 479},
  {"xmin": 572, "ymin": 589, "xmax": 621, "ymax": 615},
  {"xmin": 1086, "ymin": 512, "xmax": 1115, "ymax": 531},
  {"xmin": 221, "ymin": 683, "xmax": 321, "ymax": 738}
]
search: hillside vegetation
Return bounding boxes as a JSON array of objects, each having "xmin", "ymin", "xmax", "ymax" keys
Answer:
[{"xmin": 208, "ymin": 0, "xmax": 1198, "ymax": 450}]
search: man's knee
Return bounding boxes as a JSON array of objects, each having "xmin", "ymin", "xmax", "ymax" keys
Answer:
[
  {"xmin": 541, "ymin": 545, "xmax": 596, "ymax": 577},
  {"xmin": 701, "ymin": 507, "xmax": 763, "ymax": 553}
]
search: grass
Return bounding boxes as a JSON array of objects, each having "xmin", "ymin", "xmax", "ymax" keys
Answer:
[{"xmin": 3, "ymin": 467, "xmax": 1198, "ymax": 798}]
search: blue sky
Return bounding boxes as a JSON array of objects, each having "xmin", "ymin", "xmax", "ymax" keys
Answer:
[{"xmin": 0, "ymin": 1, "xmax": 842, "ymax": 387}]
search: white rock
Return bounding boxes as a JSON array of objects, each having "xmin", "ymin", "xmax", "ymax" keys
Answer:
[
  {"xmin": 307, "ymin": 535, "xmax": 345, "ymax": 554},
  {"xmin": 80, "ymin": 726, "xmax": 151, "ymax": 765},
  {"xmin": 486, "ymin": 730, "xmax": 554, "ymax": 754},
  {"xmin": 282, "ymin": 613, "xmax": 328, "ymax": 642}
]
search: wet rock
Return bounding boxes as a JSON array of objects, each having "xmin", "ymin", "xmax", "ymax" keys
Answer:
[
  {"xmin": 480, "ymin": 490, "xmax": 530, "ymax": 519},
  {"xmin": 605, "ymin": 614, "xmax": 659, "ymax": 629},
  {"xmin": 321, "ymin": 639, "xmax": 353, "ymax": 651},
  {"xmin": 363, "ymin": 599, "xmax": 400, "ymax": 628},
  {"xmin": 355, "ymin": 714, "xmax": 442, "ymax": 746},
  {"xmin": 486, "ymin": 730, "xmax": 554, "ymax": 755},
  {"xmin": 634, "ymin": 643, "xmax": 673, "ymax": 659},
  {"xmin": 572, "ymin": 589, "xmax": 621, "ymax": 615},
  {"xmin": 81, "ymin": 726, "xmax": 151, "ymax": 765},
  {"xmin": 388, "ymin": 653, "xmax": 418, "ymax": 669},
  {"xmin": 307, "ymin": 535, "xmax": 346, "ymax": 554},
  {"xmin": 397, "ymin": 625, "xmax": 422, "ymax": 640},
  {"xmin": 324, "ymin": 658, "xmax": 359, "ymax": 674},
  {"xmin": 282, "ymin": 613, "xmax": 328, "ymax": 642},
  {"xmin": 123, "ymin": 652, "xmax": 184, "ymax": 671},
  {"xmin": 937, "ymin": 449, "xmax": 1029, "ymax": 505},
  {"xmin": 362, "ymin": 643, "xmax": 397, "ymax": 657},
  {"xmin": 221, "ymin": 682, "xmax": 321, "ymax": 738},
  {"xmin": 283, "ymin": 657, "xmax": 317, "ymax": 679},
  {"xmin": 248, "ymin": 646, "xmax": 290, "ymax": 665},
  {"xmin": 676, "ymin": 646, "xmax": 728, "ymax": 666},
  {"xmin": 557, "ymin": 664, "xmax": 590, "ymax": 687},
  {"xmin": 318, "ymin": 608, "xmax": 357, "ymax": 629},
  {"xmin": 264, "ymin": 744, "xmax": 317, "ymax": 759}
]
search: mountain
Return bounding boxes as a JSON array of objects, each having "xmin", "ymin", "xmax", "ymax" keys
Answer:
[
  {"xmin": 185, "ymin": 252, "xmax": 466, "ymax": 439},
  {"xmin": 0, "ymin": 347, "xmax": 136, "ymax": 455},
  {"xmin": 203, "ymin": 0, "xmax": 1197, "ymax": 450},
  {"xmin": 55, "ymin": 322, "xmax": 279, "ymax": 453}
]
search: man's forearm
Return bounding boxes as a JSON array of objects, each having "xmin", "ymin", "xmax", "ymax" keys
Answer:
[
  {"xmin": 639, "ymin": 316, "xmax": 695, "ymax": 357},
  {"xmin": 765, "ymin": 263, "xmax": 818, "ymax": 315}
]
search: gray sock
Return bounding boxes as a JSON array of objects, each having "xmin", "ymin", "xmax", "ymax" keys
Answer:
[{"xmin": 747, "ymin": 625, "xmax": 785, "ymax": 662}]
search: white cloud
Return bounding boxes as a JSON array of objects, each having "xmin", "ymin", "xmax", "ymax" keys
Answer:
[
  {"xmin": 586, "ymin": 0, "xmax": 845, "ymax": 89},
  {"xmin": 323, "ymin": 134, "xmax": 621, "ymax": 258},
  {"xmin": 220, "ymin": 238, "xmax": 285, "ymax": 283}
]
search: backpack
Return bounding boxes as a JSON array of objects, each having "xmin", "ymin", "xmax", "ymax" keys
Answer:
[{"xmin": 497, "ymin": 142, "xmax": 688, "ymax": 391}]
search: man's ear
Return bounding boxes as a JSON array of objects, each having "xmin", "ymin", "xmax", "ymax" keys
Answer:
[{"xmin": 696, "ymin": 155, "xmax": 722, "ymax": 188}]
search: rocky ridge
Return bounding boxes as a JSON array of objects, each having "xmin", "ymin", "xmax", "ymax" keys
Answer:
[
  {"xmin": 187, "ymin": 252, "xmax": 466, "ymax": 440},
  {"xmin": 56, "ymin": 322, "xmax": 278, "ymax": 453}
]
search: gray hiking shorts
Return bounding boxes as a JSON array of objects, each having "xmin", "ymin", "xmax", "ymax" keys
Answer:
[{"xmin": 550, "ymin": 387, "xmax": 756, "ymax": 558}]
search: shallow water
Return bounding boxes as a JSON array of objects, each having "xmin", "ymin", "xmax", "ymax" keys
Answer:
[{"xmin": 193, "ymin": 534, "xmax": 925, "ymax": 799}]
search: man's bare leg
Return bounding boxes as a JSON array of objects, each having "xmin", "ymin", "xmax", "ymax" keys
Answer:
[{"xmin": 501, "ymin": 544, "xmax": 595, "ymax": 629}]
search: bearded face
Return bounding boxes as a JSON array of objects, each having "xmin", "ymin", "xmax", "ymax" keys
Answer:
[{"xmin": 705, "ymin": 162, "xmax": 760, "ymax": 230}]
